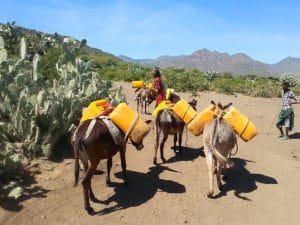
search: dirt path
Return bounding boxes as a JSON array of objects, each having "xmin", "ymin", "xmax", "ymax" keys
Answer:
[{"xmin": 1, "ymin": 81, "xmax": 300, "ymax": 225}]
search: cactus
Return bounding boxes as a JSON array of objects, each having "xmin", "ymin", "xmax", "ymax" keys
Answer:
[
  {"xmin": 279, "ymin": 73, "xmax": 299, "ymax": 88},
  {"xmin": 0, "ymin": 22, "xmax": 123, "ymax": 186},
  {"xmin": 0, "ymin": 36, "xmax": 8, "ymax": 62}
]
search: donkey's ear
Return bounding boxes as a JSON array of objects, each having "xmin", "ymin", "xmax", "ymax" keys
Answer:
[
  {"xmin": 223, "ymin": 103, "xmax": 233, "ymax": 110},
  {"xmin": 211, "ymin": 100, "xmax": 216, "ymax": 105}
]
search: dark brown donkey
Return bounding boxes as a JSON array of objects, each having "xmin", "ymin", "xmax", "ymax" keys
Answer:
[
  {"xmin": 72, "ymin": 116, "xmax": 149, "ymax": 214},
  {"xmin": 153, "ymin": 94, "xmax": 197, "ymax": 164}
]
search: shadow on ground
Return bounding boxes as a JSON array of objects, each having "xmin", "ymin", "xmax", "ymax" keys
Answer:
[
  {"xmin": 290, "ymin": 132, "xmax": 300, "ymax": 139},
  {"xmin": 0, "ymin": 170, "xmax": 50, "ymax": 212},
  {"xmin": 52, "ymin": 135, "xmax": 74, "ymax": 163},
  {"xmin": 95, "ymin": 165, "xmax": 185, "ymax": 215},
  {"xmin": 214, "ymin": 158, "xmax": 278, "ymax": 200},
  {"xmin": 167, "ymin": 146, "xmax": 205, "ymax": 163}
]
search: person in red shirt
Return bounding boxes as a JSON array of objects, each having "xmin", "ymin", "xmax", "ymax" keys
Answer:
[{"xmin": 153, "ymin": 68, "xmax": 166, "ymax": 107}]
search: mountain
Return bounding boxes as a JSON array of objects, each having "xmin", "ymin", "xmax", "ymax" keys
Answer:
[
  {"xmin": 273, "ymin": 57, "xmax": 300, "ymax": 76},
  {"xmin": 119, "ymin": 49, "xmax": 300, "ymax": 77}
]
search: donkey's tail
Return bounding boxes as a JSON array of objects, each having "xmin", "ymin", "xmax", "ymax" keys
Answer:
[{"xmin": 210, "ymin": 118, "xmax": 234, "ymax": 167}]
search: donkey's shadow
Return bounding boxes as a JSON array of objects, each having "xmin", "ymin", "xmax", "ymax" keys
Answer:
[
  {"xmin": 214, "ymin": 158, "xmax": 277, "ymax": 200},
  {"xmin": 96, "ymin": 165, "xmax": 186, "ymax": 215},
  {"xmin": 168, "ymin": 146, "xmax": 205, "ymax": 163}
]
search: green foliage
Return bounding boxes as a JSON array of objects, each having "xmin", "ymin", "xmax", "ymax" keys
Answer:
[
  {"xmin": 0, "ymin": 23, "xmax": 126, "ymax": 192},
  {"xmin": 38, "ymin": 47, "xmax": 63, "ymax": 80},
  {"xmin": 163, "ymin": 68, "xmax": 208, "ymax": 92}
]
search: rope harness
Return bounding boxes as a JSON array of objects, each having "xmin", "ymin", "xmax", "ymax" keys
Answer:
[{"xmin": 123, "ymin": 113, "xmax": 139, "ymax": 151}]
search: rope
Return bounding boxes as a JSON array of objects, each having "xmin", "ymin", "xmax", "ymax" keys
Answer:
[
  {"xmin": 267, "ymin": 107, "xmax": 281, "ymax": 135},
  {"xmin": 238, "ymin": 119, "xmax": 249, "ymax": 138},
  {"xmin": 229, "ymin": 133, "xmax": 239, "ymax": 157},
  {"xmin": 122, "ymin": 113, "xmax": 139, "ymax": 151},
  {"xmin": 182, "ymin": 105, "xmax": 191, "ymax": 122}
]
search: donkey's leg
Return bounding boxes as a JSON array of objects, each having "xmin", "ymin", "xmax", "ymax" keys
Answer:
[
  {"xmin": 173, "ymin": 134, "xmax": 177, "ymax": 153},
  {"xmin": 106, "ymin": 157, "xmax": 113, "ymax": 186},
  {"xmin": 178, "ymin": 125, "xmax": 184, "ymax": 154},
  {"xmin": 205, "ymin": 149, "xmax": 215, "ymax": 198},
  {"xmin": 82, "ymin": 160, "xmax": 98, "ymax": 214},
  {"xmin": 216, "ymin": 161, "xmax": 223, "ymax": 191},
  {"xmin": 160, "ymin": 133, "xmax": 168, "ymax": 163},
  {"xmin": 119, "ymin": 150, "xmax": 128, "ymax": 184},
  {"xmin": 89, "ymin": 161, "xmax": 101, "ymax": 203},
  {"xmin": 154, "ymin": 127, "xmax": 161, "ymax": 164},
  {"xmin": 79, "ymin": 151, "xmax": 88, "ymax": 172},
  {"xmin": 144, "ymin": 100, "xmax": 147, "ymax": 114}
]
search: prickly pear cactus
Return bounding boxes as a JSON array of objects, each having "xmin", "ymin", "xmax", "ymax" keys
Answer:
[{"xmin": 0, "ymin": 22, "xmax": 123, "ymax": 187}]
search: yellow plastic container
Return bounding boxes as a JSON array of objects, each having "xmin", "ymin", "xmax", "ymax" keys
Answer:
[
  {"xmin": 152, "ymin": 100, "xmax": 172, "ymax": 116},
  {"xmin": 188, "ymin": 104, "xmax": 216, "ymax": 136},
  {"xmin": 146, "ymin": 83, "xmax": 153, "ymax": 89},
  {"xmin": 109, "ymin": 103, "xmax": 150, "ymax": 143},
  {"xmin": 166, "ymin": 88, "xmax": 174, "ymax": 100},
  {"xmin": 172, "ymin": 99, "xmax": 197, "ymax": 124},
  {"xmin": 132, "ymin": 80, "xmax": 145, "ymax": 88},
  {"xmin": 80, "ymin": 99, "xmax": 108, "ymax": 123},
  {"xmin": 223, "ymin": 107, "xmax": 258, "ymax": 142}
]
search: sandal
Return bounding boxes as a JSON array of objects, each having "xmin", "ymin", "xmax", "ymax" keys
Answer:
[{"xmin": 279, "ymin": 136, "xmax": 290, "ymax": 140}]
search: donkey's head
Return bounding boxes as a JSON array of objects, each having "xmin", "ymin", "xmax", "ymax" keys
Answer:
[
  {"xmin": 188, "ymin": 99, "xmax": 198, "ymax": 111},
  {"xmin": 211, "ymin": 101, "xmax": 232, "ymax": 118},
  {"xmin": 169, "ymin": 93, "xmax": 181, "ymax": 104},
  {"xmin": 131, "ymin": 140, "xmax": 144, "ymax": 151}
]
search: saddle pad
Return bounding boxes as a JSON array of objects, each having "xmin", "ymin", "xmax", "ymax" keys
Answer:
[
  {"xmin": 100, "ymin": 116, "xmax": 124, "ymax": 146},
  {"xmin": 152, "ymin": 100, "xmax": 173, "ymax": 116}
]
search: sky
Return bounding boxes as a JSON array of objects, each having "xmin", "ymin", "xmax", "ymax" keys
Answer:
[{"xmin": 1, "ymin": 0, "xmax": 300, "ymax": 64}]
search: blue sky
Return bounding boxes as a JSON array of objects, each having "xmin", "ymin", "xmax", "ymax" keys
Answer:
[{"xmin": 1, "ymin": 0, "xmax": 300, "ymax": 63}]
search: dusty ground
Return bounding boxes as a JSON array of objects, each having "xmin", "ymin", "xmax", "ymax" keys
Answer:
[{"xmin": 1, "ymin": 81, "xmax": 300, "ymax": 225}]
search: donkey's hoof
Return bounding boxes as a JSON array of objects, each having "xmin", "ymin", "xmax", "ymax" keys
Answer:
[
  {"xmin": 153, "ymin": 158, "xmax": 157, "ymax": 165},
  {"xmin": 86, "ymin": 206, "xmax": 95, "ymax": 215},
  {"xmin": 206, "ymin": 192, "xmax": 214, "ymax": 198},
  {"xmin": 162, "ymin": 158, "xmax": 167, "ymax": 163},
  {"xmin": 90, "ymin": 194, "xmax": 98, "ymax": 202},
  {"xmin": 106, "ymin": 180, "xmax": 112, "ymax": 187},
  {"xmin": 218, "ymin": 185, "xmax": 223, "ymax": 191}
]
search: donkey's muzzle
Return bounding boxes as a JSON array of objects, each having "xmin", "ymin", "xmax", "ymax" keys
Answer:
[{"xmin": 135, "ymin": 143, "xmax": 144, "ymax": 151}]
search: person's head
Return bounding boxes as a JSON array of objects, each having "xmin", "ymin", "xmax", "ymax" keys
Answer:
[
  {"xmin": 153, "ymin": 68, "xmax": 161, "ymax": 78},
  {"xmin": 281, "ymin": 81, "xmax": 290, "ymax": 91}
]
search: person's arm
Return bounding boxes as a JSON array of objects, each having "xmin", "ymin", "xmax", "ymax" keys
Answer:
[{"xmin": 289, "ymin": 91, "xmax": 299, "ymax": 104}]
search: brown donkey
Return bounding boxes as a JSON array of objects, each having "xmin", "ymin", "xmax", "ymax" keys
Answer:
[
  {"xmin": 153, "ymin": 93, "xmax": 197, "ymax": 164},
  {"xmin": 202, "ymin": 101, "xmax": 237, "ymax": 198},
  {"xmin": 72, "ymin": 116, "xmax": 149, "ymax": 214},
  {"xmin": 136, "ymin": 87, "xmax": 157, "ymax": 114}
]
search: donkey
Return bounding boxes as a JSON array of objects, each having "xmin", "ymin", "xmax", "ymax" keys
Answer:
[
  {"xmin": 72, "ymin": 116, "xmax": 149, "ymax": 214},
  {"xmin": 202, "ymin": 101, "xmax": 238, "ymax": 198},
  {"xmin": 153, "ymin": 93, "xmax": 197, "ymax": 164},
  {"xmin": 136, "ymin": 87, "xmax": 157, "ymax": 114}
]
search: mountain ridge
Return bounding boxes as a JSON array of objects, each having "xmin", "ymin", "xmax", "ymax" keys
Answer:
[{"xmin": 119, "ymin": 49, "xmax": 300, "ymax": 77}]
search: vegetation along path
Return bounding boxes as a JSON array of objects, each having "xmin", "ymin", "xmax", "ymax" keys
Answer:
[{"xmin": 1, "ymin": 81, "xmax": 300, "ymax": 225}]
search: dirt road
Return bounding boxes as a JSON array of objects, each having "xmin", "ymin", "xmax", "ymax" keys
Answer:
[{"xmin": 1, "ymin": 81, "xmax": 299, "ymax": 225}]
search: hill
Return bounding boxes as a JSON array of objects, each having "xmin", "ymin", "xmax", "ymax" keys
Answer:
[{"xmin": 119, "ymin": 49, "xmax": 300, "ymax": 77}]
